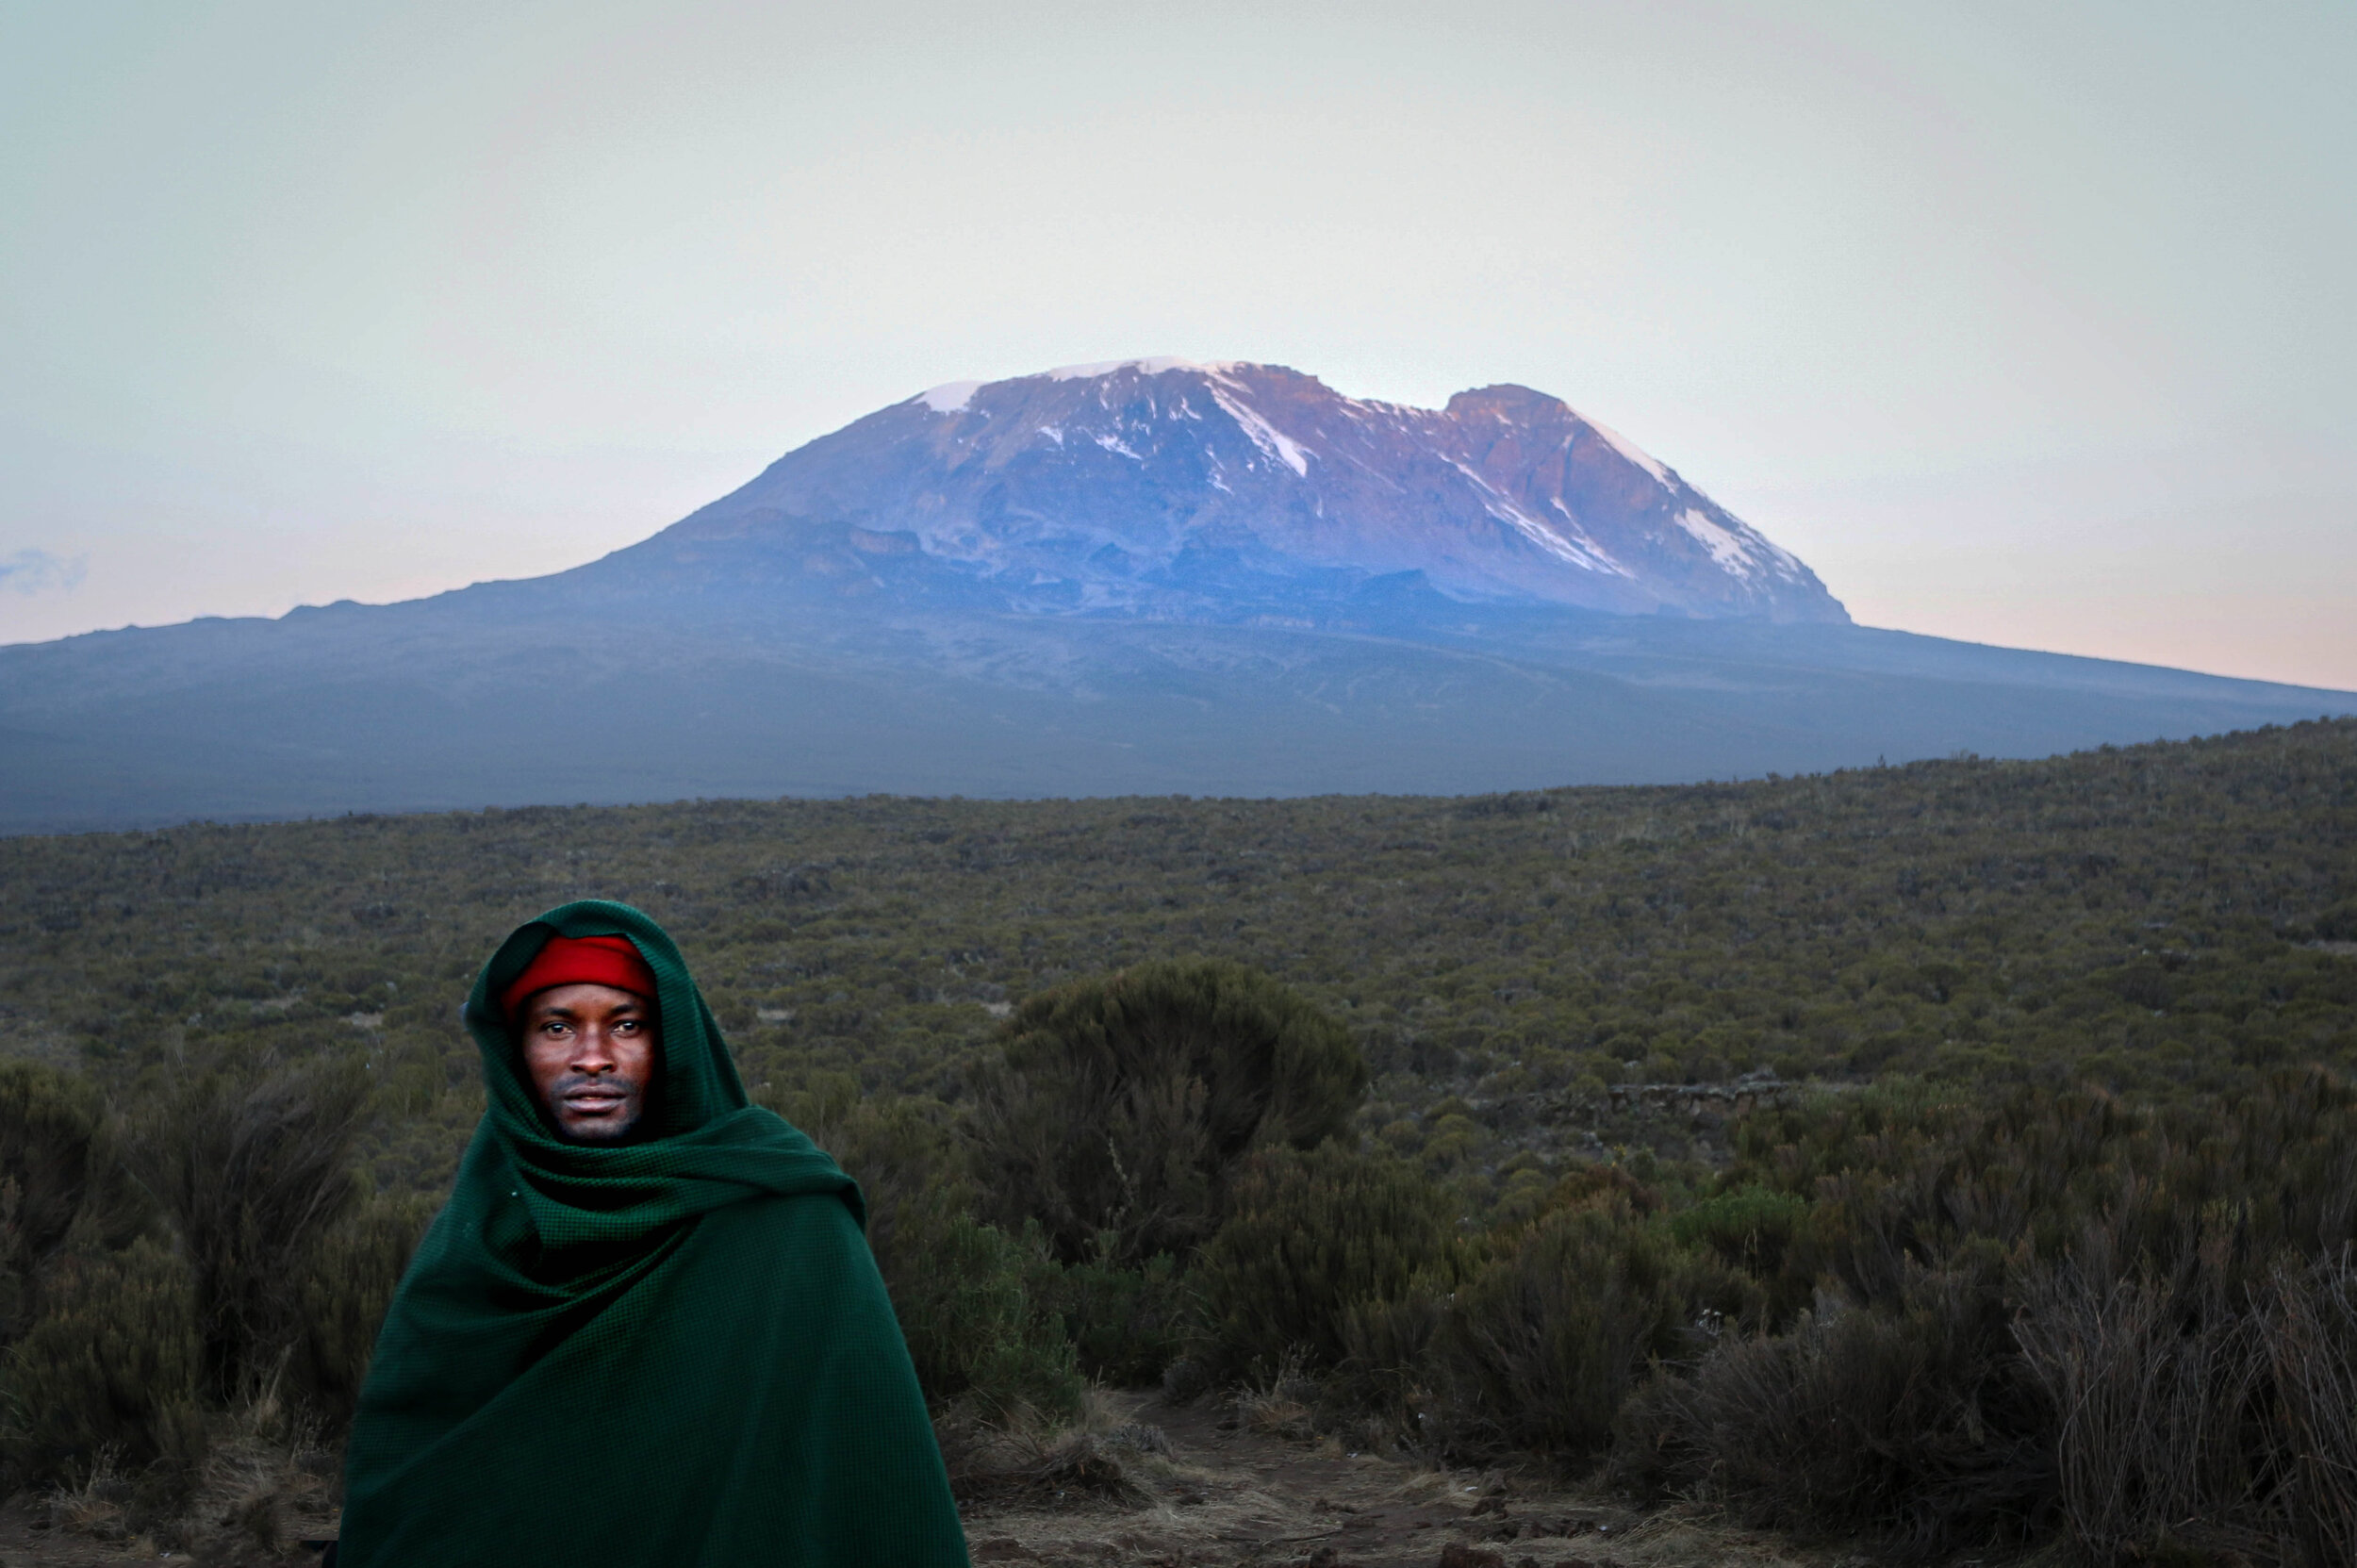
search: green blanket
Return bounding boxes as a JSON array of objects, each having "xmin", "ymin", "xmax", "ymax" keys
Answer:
[{"xmin": 338, "ymin": 900, "xmax": 967, "ymax": 1567}]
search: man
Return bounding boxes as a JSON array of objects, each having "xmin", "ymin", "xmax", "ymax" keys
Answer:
[{"xmin": 336, "ymin": 900, "xmax": 969, "ymax": 1567}]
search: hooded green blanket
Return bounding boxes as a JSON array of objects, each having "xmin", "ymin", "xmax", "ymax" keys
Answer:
[{"xmin": 338, "ymin": 900, "xmax": 968, "ymax": 1568}]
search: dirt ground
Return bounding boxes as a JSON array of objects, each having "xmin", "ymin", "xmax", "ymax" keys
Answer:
[
  {"xmin": 0, "ymin": 1392, "xmax": 1873, "ymax": 1567},
  {"xmin": 957, "ymin": 1392, "xmax": 1861, "ymax": 1568}
]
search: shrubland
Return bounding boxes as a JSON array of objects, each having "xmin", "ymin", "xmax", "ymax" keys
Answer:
[{"xmin": 0, "ymin": 718, "xmax": 2352, "ymax": 1561}]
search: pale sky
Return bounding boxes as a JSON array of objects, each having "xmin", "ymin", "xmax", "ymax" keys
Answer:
[{"xmin": 4, "ymin": 0, "xmax": 2351, "ymax": 687}]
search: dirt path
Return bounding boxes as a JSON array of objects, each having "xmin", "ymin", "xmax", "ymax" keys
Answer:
[
  {"xmin": 959, "ymin": 1393, "xmax": 1843, "ymax": 1568},
  {"xmin": 0, "ymin": 1393, "xmax": 1844, "ymax": 1567}
]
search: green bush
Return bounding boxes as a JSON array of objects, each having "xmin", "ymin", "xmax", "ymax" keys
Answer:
[
  {"xmin": 1038, "ymin": 1237, "xmax": 1189, "ymax": 1386},
  {"xmin": 1667, "ymin": 1182, "xmax": 1808, "ymax": 1265},
  {"xmin": 759, "ymin": 1077, "xmax": 972, "ymax": 1301},
  {"xmin": 1736, "ymin": 1074, "xmax": 2357, "ymax": 1314},
  {"xmin": 969, "ymin": 960, "xmax": 1367, "ymax": 1265},
  {"xmin": 2310, "ymin": 897, "xmax": 2357, "ymax": 943},
  {"xmin": 756, "ymin": 1078, "xmax": 1088, "ymax": 1408},
  {"xmin": 887, "ymin": 1208, "xmax": 1082, "ymax": 1422},
  {"xmin": 1196, "ymin": 1143, "xmax": 1455, "ymax": 1380},
  {"xmin": 775, "ymin": 1080, "xmax": 1190, "ymax": 1390},
  {"xmin": 5, "ymin": 1238, "xmax": 206, "ymax": 1500},
  {"xmin": 292, "ymin": 1191, "xmax": 436, "ymax": 1428},
  {"xmin": 1428, "ymin": 1202, "xmax": 1724, "ymax": 1460},
  {"xmin": 1625, "ymin": 1076, "xmax": 2357, "ymax": 1560}
]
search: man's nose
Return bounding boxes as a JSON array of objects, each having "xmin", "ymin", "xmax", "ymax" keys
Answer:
[{"xmin": 569, "ymin": 1026, "xmax": 619, "ymax": 1070}]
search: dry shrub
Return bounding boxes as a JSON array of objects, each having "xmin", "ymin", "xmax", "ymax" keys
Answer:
[
  {"xmin": 200, "ymin": 1484, "xmax": 287, "ymax": 1565},
  {"xmin": 1617, "ymin": 1253, "xmax": 2052, "ymax": 1557},
  {"xmin": 134, "ymin": 1063, "xmax": 371, "ymax": 1401},
  {"xmin": 2257, "ymin": 1251, "xmax": 2357, "ymax": 1568},
  {"xmin": 41, "ymin": 1449, "xmax": 138, "ymax": 1541},
  {"xmin": 2013, "ymin": 1259, "xmax": 2265, "ymax": 1563},
  {"xmin": 933, "ymin": 1391, "xmax": 1158, "ymax": 1508},
  {"xmin": 968, "ymin": 959, "xmax": 1366, "ymax": 1266},
  {"xmin": 6, "ymin": 1236, "xmax": 207, "ymax": 1504}
]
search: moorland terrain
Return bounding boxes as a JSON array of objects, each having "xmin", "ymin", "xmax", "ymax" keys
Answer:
[{"xmin": 1, "ymin": 718, "xmax": 2353, "ymax": 1565}]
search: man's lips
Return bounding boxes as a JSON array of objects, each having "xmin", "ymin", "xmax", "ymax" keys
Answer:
[{"xmin": 562, "ymin": 1088, "xmax": 629, "ymax": 1114}]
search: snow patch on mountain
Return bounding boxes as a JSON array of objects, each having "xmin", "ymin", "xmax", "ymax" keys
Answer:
[
  {"xmin": 1453, "ymin": 463, "xmax": 1629, "ymax": 576},
  {"xmin": 1581, "ymin": 416, "xmax": 1671, "ymax": 484},
  {"xmin": 1676, "ymin": 508, "xmax": 1766, "ymax": 578},
  {"xmin": 1205, "ymin": 383, "xmax": 1311, "ymax": 477},
  {"xmin": 913, "ymin": 381, "xmax": 983, "ymax": 414},
  {"xmin": 1047, "ymin": 357, "xmax": 1234, "ymax": 381},
  {"xmin": 1541, "ymin": 497, "xmax": 1633, "ymax": 577}
]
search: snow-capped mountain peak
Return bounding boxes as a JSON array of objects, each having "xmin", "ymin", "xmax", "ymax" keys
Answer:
[{"xmin": 676, "ymin": 360, "xmax": 1846, "ymax": 623}]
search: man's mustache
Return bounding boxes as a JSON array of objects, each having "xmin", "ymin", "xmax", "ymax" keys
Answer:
[{"xmin": 552, "ymin": 1072, "xmax": 640, "ymax": 1100}]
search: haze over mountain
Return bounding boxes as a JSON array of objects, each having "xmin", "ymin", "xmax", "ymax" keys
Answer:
[{"xmin": 1, "ymin": 360, "xmax": 2349, "ymax": 834}]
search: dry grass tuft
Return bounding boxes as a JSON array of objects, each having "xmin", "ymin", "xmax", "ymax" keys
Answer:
[
  {"xmin": 33, "ymin": 1401, "xmax": 343, "ymax": 1564},
  {"xmin": 41, "ymin": 1449, "xmax": 135, "ymax": 1541},
  {"xmin": 938, "ymin": 1388, "xmax": 1162, "ymax": 1510},
  {"xmin": 1230, "ymin": 1349, "xmax": 1322, "ymax": 1443}
]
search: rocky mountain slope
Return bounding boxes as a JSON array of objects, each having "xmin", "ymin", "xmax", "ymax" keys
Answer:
[{"xmin": 642, "ymin": 359, "xmax": 1846, "ymax": 624}]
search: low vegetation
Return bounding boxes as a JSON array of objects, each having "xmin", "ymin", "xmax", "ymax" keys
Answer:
[{"xmin": 1, "ymin": 718, "xmax": 2352, "ymax": 1561}]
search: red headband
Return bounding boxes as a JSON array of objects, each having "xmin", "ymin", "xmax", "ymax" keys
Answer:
[{"xmin": 501, "ymin": 934, "xmax": 657, "ymax": 1022}]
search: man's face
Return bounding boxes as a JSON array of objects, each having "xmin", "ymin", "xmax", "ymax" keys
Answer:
[{"xmin": 520, "ymin": 982, "xmax": 657, "ymax": 1143}]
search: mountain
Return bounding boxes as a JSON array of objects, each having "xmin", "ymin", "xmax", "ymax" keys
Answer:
[
  {"xmin": 2, "ymin": 360, "xmax": 2349, "ymax": 833},
  {"xmin": 641, "ymin": 358, "xmax": 1847, "ymax": 624}
]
